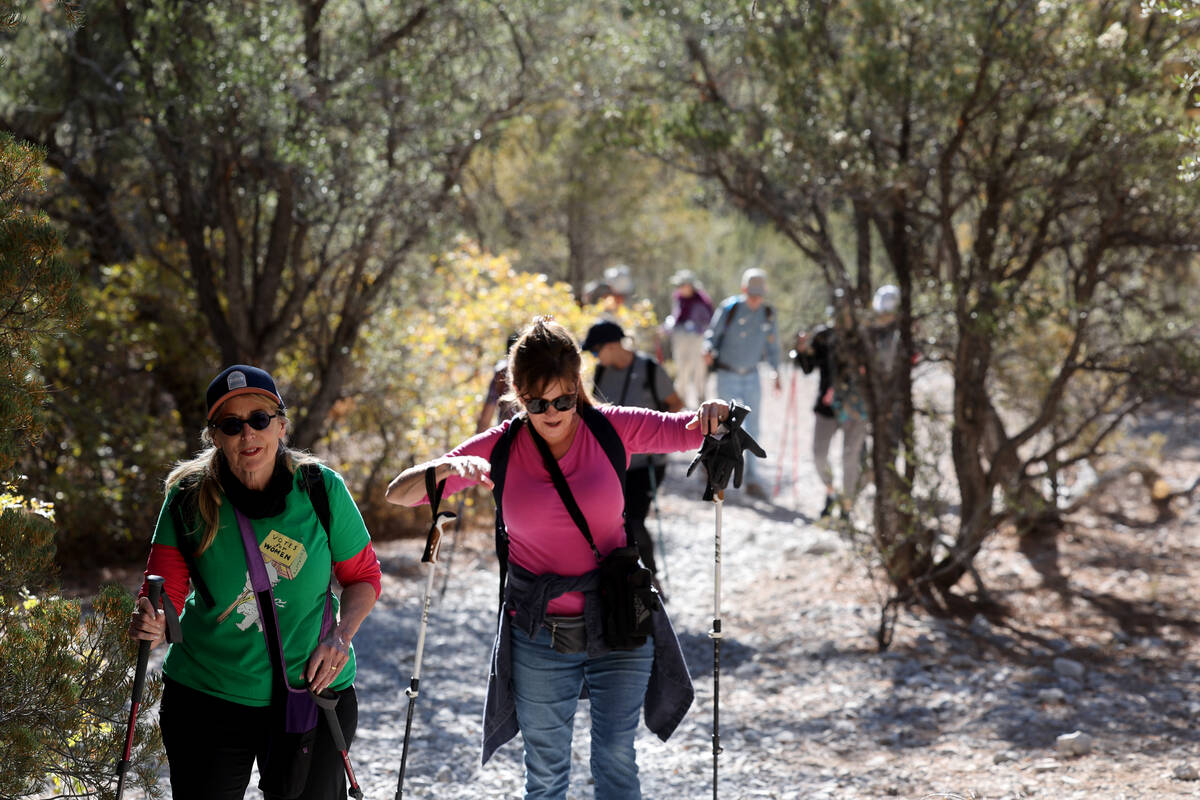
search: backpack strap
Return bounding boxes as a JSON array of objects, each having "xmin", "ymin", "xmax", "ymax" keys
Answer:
[
  {"xmin": 643, "ymin": 358, "xmax": 665, "ymax": 412},
  {"xmin": 711, "ymin": 300, "xmax": 740, "ymax": 361},
  {"xmin": 579, "ymin": 404, "xmax": 627, "ymax": 497},
  {"xmin": 526, "ymin": 422, "xmax": 603, "ymax": 562},
  {"xmin": 489, "ymin": 417, "xmax": 523, "ymax": 609},
  {"xmin": 298, "ymin": 462, "xmax": 332, "ymax": 539}
]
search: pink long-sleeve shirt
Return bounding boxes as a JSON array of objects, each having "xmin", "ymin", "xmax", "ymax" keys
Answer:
[{"xmin": 434, "ymin": 405, "xmax": 702, "ymax": 616}]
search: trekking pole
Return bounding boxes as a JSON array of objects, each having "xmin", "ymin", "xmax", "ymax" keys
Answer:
[
  {"xmin": 710, "ymin": 487, "xmax": 724, "ymax": 800},
  {"xmin": 117, "ymin": 575, "xmax": 169, "ymax": 800},
  {"xmin": 395, "ymin": 467, "xmax": 456, "ymax": 800},
  {"xmin": 773, "ymin": 368, "xmax": 797, "ymax": 499},
  {"xmin": 313, "ymin": 688, "xmax": 365, "ymax": 799},
  {"xmin": 786, "ymin": 368, "xmax": 801, "ymax": 506},
  {"xmin": 646, "ymin": 463, "xmax": 669, "ymax": 589},
  {"xmin": 685, "ymin": 400, "xmax": 766, "ymax": 800},
  {"xmin": 120, "ymin": 578, "xmax": 182, "ymax": 799}
]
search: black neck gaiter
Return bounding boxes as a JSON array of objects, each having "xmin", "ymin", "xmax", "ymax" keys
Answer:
[{"xmin": 218, "ymin": 450, "xmax": 293, "ymax": 519}]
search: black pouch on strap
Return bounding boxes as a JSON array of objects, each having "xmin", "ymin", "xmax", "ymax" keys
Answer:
[{"xmin": 598, "ymin": 545, "xmax": 659, "ymax": 650}]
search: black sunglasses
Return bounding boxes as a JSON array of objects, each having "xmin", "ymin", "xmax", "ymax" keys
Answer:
[
  {"xmin": 210, "ymin": 410, "xmax": 280, "ymax": 437},
  {"xmin": 524, "ymin": 393, "xmax": 577, "ymax": 415}
]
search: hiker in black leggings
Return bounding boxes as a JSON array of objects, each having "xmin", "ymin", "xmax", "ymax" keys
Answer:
[
  {"xmin": 582, "ymin": 319, "xmax": 684, "ymax": 591},
  {"xmin": 128, "ymin": 364, "xmax": 381, "ymax": 800}
]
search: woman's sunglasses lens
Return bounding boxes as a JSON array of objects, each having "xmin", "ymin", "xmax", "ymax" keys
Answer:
[
  {"xmin": 526, "ymin": 394, "xmax": 575, "ymax": 414},
  {"xmin": 248, "ymin": 411, "xmax": 274, "ymax": 430},
  {"xmin": 216, "ymin": 411, "xmax": 274, "ymax": 435}
]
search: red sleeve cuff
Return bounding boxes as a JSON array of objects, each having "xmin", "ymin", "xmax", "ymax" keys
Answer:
[
  {"xmin": 140, "ymin": 543, "xmax": 190, "ymax": 612},
  {"xmin": 334, "ymin": 541, "xmax": 383, "ymax": 600}
]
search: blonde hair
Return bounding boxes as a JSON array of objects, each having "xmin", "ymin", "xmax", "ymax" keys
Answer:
[
  {"xmin": 503, "ymin": 316, "xmax": 595, "ymax": 412},
  {"xmin": 164, "ymin": 396, "xmax": 319, "ymax": 555}
]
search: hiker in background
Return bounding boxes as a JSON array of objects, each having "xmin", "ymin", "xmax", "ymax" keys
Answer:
[
  {"xmin": 665, "ymin": 269, "xmax": 714, "ymax": 409},
  {"xmin": 821, "ymin": 284, "xmax": 904, "ymax": 518},
  {"xmin": 385, "ymin": 316, "xmax": 731, "ymax": 800},
  {"xmin": 791, "ymin": 311, "xmax": 865, "ymax": 519},
  {"xmin": 704, "ymin": 267, "xmax": 782, "ymax": 499},
  {"xmin": 865, "ymin": 283, "xmax": 908, "ymax": 470},
  {"xmin": 128, "ymin": 364, "xmax": 381, "ymax": 800},
  {"xmin": 582, "ymin": 278, "xmax": 613, "ymax": 307},
  {"xmin": 582, "ymin": 319, "xmax": 684, "ymax": 597},
  {"xmin": 602, "ymin": 263, "xmax": 635, "ymax": 311},
  {"xmin": 477, "ymin": 332, "xmax": 522, "ymax": 433},
  {"xmin": 869, "ymin": 284, "xmax": 902, "ymax": 373}
]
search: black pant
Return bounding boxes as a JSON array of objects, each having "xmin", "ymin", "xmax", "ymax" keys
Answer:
[
  {"xmin": 624, "ymin": 464, "xmax": 665, "ymax": 575},
  {"xmin": 160, "ymin": 675, "xmax": 357, "ymax": 800}
]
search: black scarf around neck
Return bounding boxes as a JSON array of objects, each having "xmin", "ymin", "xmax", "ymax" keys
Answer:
[{"xmin": 218, "ymin": 450, "xmax": 294, "ymax": 519}]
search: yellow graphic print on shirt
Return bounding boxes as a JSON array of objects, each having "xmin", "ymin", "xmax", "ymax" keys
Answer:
[{"xmin": 216, "ymin": 529, "xmax": 307, "ymax": 631}]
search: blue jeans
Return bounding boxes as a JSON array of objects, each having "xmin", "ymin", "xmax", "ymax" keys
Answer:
[
  {"xmin": 715, "ymin": 368, "xmax": 765, "ymax": 484},
  {"xmin": 510, "ymin": 626, "xmax": 654, "ymax": 800}
]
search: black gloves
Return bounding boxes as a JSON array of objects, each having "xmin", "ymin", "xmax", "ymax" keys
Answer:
[{"xmin": 687, "ymin": 400, "xmax": 767, "ymax": 501}]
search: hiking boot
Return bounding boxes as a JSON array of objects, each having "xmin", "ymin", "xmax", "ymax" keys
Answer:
[{"xmin": 819, "ymin": 494, "xmax": 835, "ymax": 518}]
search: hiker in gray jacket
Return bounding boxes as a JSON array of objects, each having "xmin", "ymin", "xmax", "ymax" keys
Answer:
[{"xmin": 704, "ymin": 267, "xmax": 782, "ymax": 498}]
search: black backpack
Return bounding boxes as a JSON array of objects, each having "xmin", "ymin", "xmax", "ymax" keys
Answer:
[
  {"xmin": 168, "ymin": 462, "xmax": 331, "ymax": 608},
  {"xmin": 593, "ymin": 355, "xmax": 666, "ymax": 411},
  {"xmin": 489, "ymin": 405, "xmax": 626, "ymax": 609}
]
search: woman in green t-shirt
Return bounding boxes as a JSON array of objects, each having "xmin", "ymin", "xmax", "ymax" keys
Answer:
[{"xmin": 128, "ymin": 364, "xmax": 381, "ymax": 800}]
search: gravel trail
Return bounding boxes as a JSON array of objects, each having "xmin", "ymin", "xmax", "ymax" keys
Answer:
[{"xmin": 136, "ymin": 366, "xmax": 1200, "ymax": 799}]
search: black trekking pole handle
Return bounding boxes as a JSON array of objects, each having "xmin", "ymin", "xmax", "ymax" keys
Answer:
[{"xmin": 116, "ymin": 575, "xmax": 163, "ymax": 800}]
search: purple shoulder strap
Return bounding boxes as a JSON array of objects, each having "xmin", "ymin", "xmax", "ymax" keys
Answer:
[{"xmin": 235, "ymin": 509, "xmax": 334, "ymax": 681}]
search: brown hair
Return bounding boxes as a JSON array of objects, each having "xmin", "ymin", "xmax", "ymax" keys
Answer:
[{"xmin": 505, "ymin": 316, "xmax": 594, "ymax": 411}]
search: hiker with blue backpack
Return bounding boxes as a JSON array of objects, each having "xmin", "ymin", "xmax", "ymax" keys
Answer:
[
  {"xmin": 703, "ymin": 267, "xmax": 782, "ymax": 500},
  {"xmin": 128, "ymin": 364, "xmax": 380, "ymax": 800},
  {"xmin": 385, "ymin": 316, "xmax": 734, "ymax": 800}
]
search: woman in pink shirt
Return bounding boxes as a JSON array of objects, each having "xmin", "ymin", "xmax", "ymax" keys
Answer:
[{"xmin": 387, "ymin": 317, "xmax": 731, "ymax": 800}]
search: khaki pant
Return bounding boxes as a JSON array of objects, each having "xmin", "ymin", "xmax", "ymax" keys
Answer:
[
  {"xmin": 813, "ymin": 411, "xmax": 869, "ymax": 498},
  {"xmin": 670, "ymin": 329, "xmax": 708, "ymax": 408}
]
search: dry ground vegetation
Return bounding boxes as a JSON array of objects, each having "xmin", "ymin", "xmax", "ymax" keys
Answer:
[{"xmin": 776, "ymin": 403, "xmax": 1200, "ymax": 800}]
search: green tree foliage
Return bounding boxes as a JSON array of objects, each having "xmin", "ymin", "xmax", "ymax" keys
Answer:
[
  {"xmin": 459, "ymin": 3, "xmax": 825, "ymax": 325},
  {"xmin": 0, "ymin": 130, "xmax": 83, "ymax": 475},
  {"xmin": 629, "ymin": 0, "xmax": 1200, "ymax": 609},
  {"xmin": 1, "ymin": 0, "xmax": 556, "ymax": 553},
  {"xmin": 31, "ymin": 258, "xmax": 199, "ymax": 560},
  {"xmin": 0, "ymin": 5, "xmax": 162, "ymax": 796},
  {"xmin": 0, "ymin": 495, "xmax": 161, "ymax": 800},
  {"xmin": 1, "ymin": 0, "xmax": 544, "ymax": 446}
]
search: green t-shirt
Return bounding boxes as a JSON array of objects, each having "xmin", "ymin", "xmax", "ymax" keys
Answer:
[{"xmin": 154, "ymin": 464, "xmax": 371, "ymax": 706}]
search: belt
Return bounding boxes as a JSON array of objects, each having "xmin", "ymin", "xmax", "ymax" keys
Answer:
[{"xmin": 715, "ymin": 362, "xmax": 756, "ymax": 376}]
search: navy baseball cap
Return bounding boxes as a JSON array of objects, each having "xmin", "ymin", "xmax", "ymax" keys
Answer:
[
  {"xmin": 580, "ymin": 320, "xmax": 625, "ymax": 354},
  {"xmin": 205, "ymin": 365, "xmax": 285, "ymax": 421}
]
